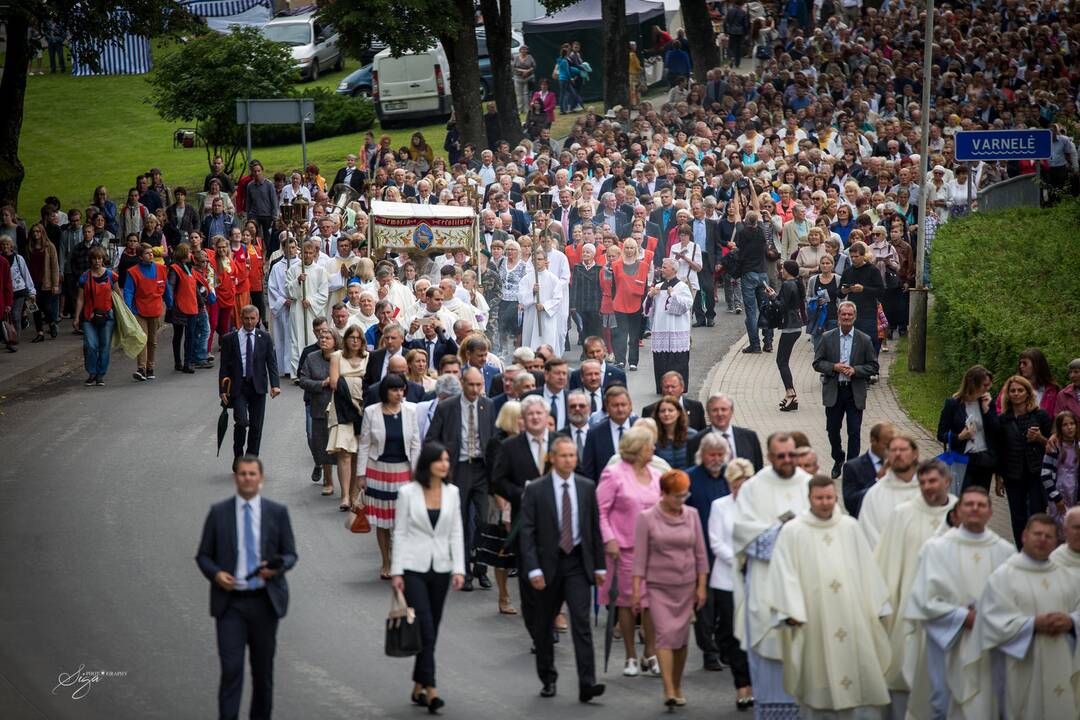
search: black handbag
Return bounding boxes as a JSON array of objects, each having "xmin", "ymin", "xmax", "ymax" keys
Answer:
[
  {"xmin": 475, "ymin": 522, "xmax": 516, "ymax": 569},
  {"xmin": 384, "ymin": 589, "xmax": 422, "ymax": 657},
  {"xmin": 760, "ymin": 294, "xmax": 786, "ymax": 328},
  {"xmin": 884, "ymin": 266, "xmax": 900, "ymax": 290}
]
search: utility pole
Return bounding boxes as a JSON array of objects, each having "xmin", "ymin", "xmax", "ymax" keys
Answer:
[{"xmin": 908, "ymin": 0, "xmax": 934, "ymax": 373}]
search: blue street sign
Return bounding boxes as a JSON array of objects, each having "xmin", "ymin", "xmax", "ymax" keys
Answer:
[{"xmin": 954, "ymin": 129, "xmax": 1052, "ymax": 162}]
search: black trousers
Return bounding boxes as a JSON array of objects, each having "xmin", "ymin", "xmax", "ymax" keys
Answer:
[
  {"xmin": 693, "ymin": 586, "xmax": 721, "ymax": 656},
  {"xmin": 172, "ymin": 313, "xmax": 198, "ymax": 367},
  {"xmin": 653, "ymin": 350, "xmax": 690, "ymax": 394},
  {"xmin": 517, "ymin": 552, "xmax": 540, "ymax": 643},
  {"xmin": 249, "ymin": 290, "xmax": 266, "ymax": 326},
  {"xmin": 254, "ymin": 216, "xmax": 277, "ymax": 254},
  {"xmin": 578, "ymin": 310, "xmax": 602, "ymax": 347},
  {"xmin": 454, "ymin": 461, "xmax": 489, "ymax": 577},
  {"xmin": 403, "ymin": 569, "xmax": 450, "ymax": 688},
  {"xmin": 715, "ymin": 589, "xmax": 750, "ymax": 688},
  {"xmin": 533, "ymin": 549, "xmax": 595, "ymax": 690},
  {"xmin": 216, "ymin": 590, "xmax": 278, "ymax": 720},
  {"xmin": 825, "ymin": 383, "xmax": 863, "ymax": 464},
  {"xmin": 613, "ymin": 311, "xmax": 643, "ymax": 366},
  {"xmin": 233, "ymin": 378, "xmax": 267, "ymax": 459},
  {"xmin": 1004, "ymin": 471, "xmax": 1046, "ymax": 549},
  {"xmin": 728, "ymin": 34, "xmax": 745, "ymax": 67},
  {"xmin": 694, "ymin": 254, "xmax": 716, "ymax": 322},
  {"xmin": 775, "ymin": 330, "xmax": 800, "ymax": 392}
]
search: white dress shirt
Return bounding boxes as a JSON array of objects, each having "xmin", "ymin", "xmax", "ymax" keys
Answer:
[
  {"xmin": 528, "ymin": 430, "xmax": 550, "ymax": 474},
  {"xmin": 238, "ymin": 327, "xmax": 256, "ymax": 377},
  {"xmin": 233, "ymin": 494, "xmax": 262, "ymax": 590},
  {"xmin": 544, "ymin": 386, "xmax": 567, "ymax": 429}
]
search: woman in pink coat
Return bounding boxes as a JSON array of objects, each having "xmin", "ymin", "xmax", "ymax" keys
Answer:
[
  {"xmin": 632, "ymin": 469, "xmax": 708, "ymax": 709},
  {"xmin": 597, "ymin": 426, "xmax": 661, "ymax": 677},
  {"xmin": 530, "ymin": 78, "xmax": 557, "ymax": 124}
]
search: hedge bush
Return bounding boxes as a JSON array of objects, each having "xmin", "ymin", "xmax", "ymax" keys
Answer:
[
  {"xmin": 931, "ymin": 200, "xmax": 1080, "ymax": 386},
  {"xmin": 249, "ymin": 88, "xmax": 375, "ymax": 147}
]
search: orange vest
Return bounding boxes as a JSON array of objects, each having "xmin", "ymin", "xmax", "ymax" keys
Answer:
[
  {"xmin": 170, "ymin": 262, "xmax": 198, "ymax": 315},
  {"xmin": 127, "ymin": 264, "xmax": 167, "ymax": 317}
]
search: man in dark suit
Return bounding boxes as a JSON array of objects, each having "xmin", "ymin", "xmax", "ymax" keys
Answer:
[
  {"xmin": 362, "ymin": 355, "xmax": 424, "ymax": 406},
  {"xmin": 196, "ymin": 456, "xmax": 297, "ymax": 720},
  {"xmin": 331, "ymin": 154, "xmax": 365, "ymax": 194},
  {"xmin": 841, "ymin": 422, "xmax": 895, "ymax": 517},
  {"xmin": 686, "ymin": 392, "xmax": 764, "ymax": 471},
  {"xmin": 581, "ymin": 386, "xmax": 635, "ymax": 481},
  {"xmin": 362, "ymin": 322, "xmax": 406, "ymax": 387},
  {"xmin": 690, "ymin": 200, "xmax": 721, "ymax": 326},
  {"xmin": 567, "ymin": 360, "xmax": 606, "ymax": 415},
  {"xmin": 519, "ymin": 434, "xmax": 606, "ymax": 703},
  {"xmin": 219, "ymin": 306, "xmax": 280, "ymax": 461},
  {"xmin": 642, "ymin": 370, "xmax": 707, "ymax": 431},
  {"xmin": 426, "ymin": 367, "xmax": 495, "ymax": 590},
  {"xmin": 526, "ymin": 357, "xmax": 571, "ymax": 430},
  {"xmin": 559, "ymin": 390, "xmax": 593, "ymax": 475},
  {"xmin": 568, "ymin": 337, "xmax": 626, "ymax": 394},
  {"xmin": 492, "ymin": 395, "xmax": 554, "ymax": 636},
  {"xmin": 406, "ymin": 321, "xmax": 457, "ymax": 374},
  {"xmin": 648, "ymin": 187, "xmax": 679, "ymax": 245},
  {"xmin": 460, "ymin": 334, "xmax": 500, "ymax": 395},
  {"xmin": 811, "ymin": 302, "xmax": 880, "ymax": 478}
]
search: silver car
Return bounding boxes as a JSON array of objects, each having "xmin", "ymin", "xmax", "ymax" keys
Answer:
[{"xmin": 261, "ymin": 13, "xmax": 342, "ymax": 81}]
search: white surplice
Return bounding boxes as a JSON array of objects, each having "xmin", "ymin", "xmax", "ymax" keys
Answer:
[
  {"xmin": 518, "ymin": 266, "xmax": 563, "ymax": 355},
  {"xmin": 857, "ymin": 471, "xmax": 921, "ymax": 550},
  {"xmin": 266, "ymin": 255, "xmax": 298, "ymax": 375},
  {"xmin": 546, "ymin": 248, "xmax": 570, "ymax": 345},
  {"xmin": 285, "ymin": 261, "xmax": 329, "ymax": 374}
]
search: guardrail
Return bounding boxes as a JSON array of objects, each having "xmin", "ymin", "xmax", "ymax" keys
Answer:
[{"xmin": 977, "ymin": 173, "xmax": 1041, "ymax": 213}]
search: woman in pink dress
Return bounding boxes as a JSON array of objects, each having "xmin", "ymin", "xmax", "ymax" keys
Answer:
[
  {"xmin": 632, "ymin": 469, "xmax": 708, "ymax": 709},
  {"xmin": 597, "ymin": 426, "xmax": 661, "ymax": 677}
]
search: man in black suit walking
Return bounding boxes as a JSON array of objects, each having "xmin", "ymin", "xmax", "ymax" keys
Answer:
[
  {"xmin": 426, "ymin": 367, "xmax": 495, "ymax": 590},
  {"xmin": 811, "ymin": 301, "xmax": 880, "ymax": 478},
  {"xmin": 686, "ymin": 392, "xmax": 764, "ymax": 471},
  {"xmin": 568, "ymin": 337, "xmax": 627, "ymax": 397},
  {"xmin": 196, "ymin": 456, "xmax": 297, "ymax": 720},
  {"xmin": 643, "ymin": 371, "xmax": 707, "ymax": 432},
  {"xmin": 519, "ymin": 435, "xmax": 606, "ymax": 703},
  {"xmin": 648, "ymin": 187, "xmax": 679, "ymax": 247},
  {"xmin": 219, "ymin": 306, "xmax": 281, "ymax": 461},
  {"xmin": 841, "ymin": 421, "xmax": 895, "ymax": 517},
  {"xmin": 581, "ymin": 386, "xmax": 636, "ymax": 481}
]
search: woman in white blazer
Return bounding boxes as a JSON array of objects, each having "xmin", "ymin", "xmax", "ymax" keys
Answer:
[
  {"xmin": 357, "ymin": 374, "xmax": 422, "ymax": 579},
  {"xmin": 391, "ymin": 441, "xmax": 466, "ymax": 714},
  {"xmin": 706, "ymin": 458, "xmax": 754, "ymax": 711}
]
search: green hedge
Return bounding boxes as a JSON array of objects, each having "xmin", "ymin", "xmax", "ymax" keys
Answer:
[
  {"xmin": 931, "ymin": 200, "xmax": 1080, "ymax": 385},
  {"xmin": 249, "ymin": 88, "xmax": 375, "ymax": 148}
]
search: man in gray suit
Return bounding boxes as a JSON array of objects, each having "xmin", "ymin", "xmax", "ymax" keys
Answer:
[{"xmin": 811, "ymin": 301, "xmax": 880, "ymax": 479}]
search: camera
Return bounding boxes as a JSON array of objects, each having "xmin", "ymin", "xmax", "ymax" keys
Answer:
[{"xmin": 736, "ymin": 178, "xmax": 750, "ymax": 190}]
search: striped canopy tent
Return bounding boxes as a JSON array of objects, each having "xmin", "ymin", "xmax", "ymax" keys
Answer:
[
  {"xmin": 71, "ymin": 32, "xmax": 153, "ymax": 76},
  {"xmin": 183, "ymin": 0, "xmax": 273, "ymax": 32}
]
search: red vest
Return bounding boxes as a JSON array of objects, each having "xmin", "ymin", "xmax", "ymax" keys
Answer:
[
  {"xmin": 247, "ymin": 241, "xmax": 264, "ymax": 291},
  {"xmin": 82, "ymin": 270, "xmax": 115, "ymax": 320},
  {"xmin": 127, "ymin": 264, "xmax": 167, "ymax": 317},
  {"xmin": 170, "ymin": 263, "xmax": 198, "ymax": 315}
]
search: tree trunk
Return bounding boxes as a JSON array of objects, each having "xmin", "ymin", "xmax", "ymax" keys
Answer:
[
  {"xmin": 480, "ymin": 0, "xmax": 524, "ymax": 147},
  {"xmin": 441, "ymin": 0, "xmax": 485, "ymax": 151},
  {"xmin": 0, "ymin": 13, "xmax": 30, "ymax": 210},
  {"xmin": 600, "ymin": 0, "xmax": 629, "ymax": 110},
  {"xmin": 679, "ymin": 0, "xmax": 720, "ymax": 82}
]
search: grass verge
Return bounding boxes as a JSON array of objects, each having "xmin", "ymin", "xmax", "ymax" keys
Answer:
[{"xmin": 889, "ymin": 318, "xmax": 953, "ymax": 435}]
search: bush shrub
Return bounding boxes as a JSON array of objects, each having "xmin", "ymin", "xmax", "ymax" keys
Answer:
[
  {"xmin": 931, "ymin": 200, "xmax": 1080, "ymax": 387},
  {"xmin": 250, "ymin": 88, "xmax": 375, "ymax": 147}
]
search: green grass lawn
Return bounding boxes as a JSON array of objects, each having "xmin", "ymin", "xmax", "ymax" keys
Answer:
[
  {"xmin": 18, "ymin": 46, "xmax": 599, "ymax": 213},
  {"xmin": 889, "ymin": 317, "xmax": 954, "ymax": 434}
]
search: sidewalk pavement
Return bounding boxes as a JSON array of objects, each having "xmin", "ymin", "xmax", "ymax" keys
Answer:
[
  {"xmin": 701, "ymin": 329, "xmax": 1014, "ymax": 540},
  {"xmin": 0, "ymin": 327, "xmax": 85, "ymax": 400}
]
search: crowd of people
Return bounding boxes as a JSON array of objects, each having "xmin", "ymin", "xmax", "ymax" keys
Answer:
[{"xmin": 8, "ymin": 0, "xmax": 1080, "ymax": 717}]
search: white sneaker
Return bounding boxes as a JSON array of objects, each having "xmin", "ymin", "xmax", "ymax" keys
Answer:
[
  {"xmin": 623, "ymin": 658, "xmax": 640, "ymax": 677},
  {"xmin": 645, "ymin": 655, "xmax": 661, "ymax": 676}
]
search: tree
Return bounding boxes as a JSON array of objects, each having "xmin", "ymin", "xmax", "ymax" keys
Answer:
[
  {"xmin": 479, "ymin": 0, "xmax": 525, "ymax": 146},
  {"xmin": 147, "ymin": 26, "xmax": 297, "ymax": 178},
  {"xmin": 317, "ymin": 0, "xmax": 486, "ymax": 151},
  {"xmin": 0, "ymin": 1, "xmax": 194, "ymax": 209},
  {"xmin": 600, "ymin": 0, "xmax": 629, "ymax": 110},
  {"xmin": 679, "ymin": 0, "xmax": 721, "ymax": 81}
]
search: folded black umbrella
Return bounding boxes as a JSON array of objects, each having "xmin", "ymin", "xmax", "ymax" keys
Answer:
[
  {"xmin": 603, "ymin": 562, "xmax": 619, "ymax": 673},
  {"xmin": 216, "ymin": 377, "xmax": 231, "ymax": 457}
]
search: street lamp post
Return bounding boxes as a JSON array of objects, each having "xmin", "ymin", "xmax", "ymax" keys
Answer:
[{"xmin": 908, "ymin": 0, "xmax": 935, "ymax": 372}]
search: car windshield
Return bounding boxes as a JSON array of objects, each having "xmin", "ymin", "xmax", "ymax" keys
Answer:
[{"xmin": 262, "ymin": 23, "xmax": 311, "ymax": 47}]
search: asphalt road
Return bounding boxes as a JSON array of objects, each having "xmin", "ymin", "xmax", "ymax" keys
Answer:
[{"xmin": 0, "ymin": 308, "xmax": 749, "ymax": 720}]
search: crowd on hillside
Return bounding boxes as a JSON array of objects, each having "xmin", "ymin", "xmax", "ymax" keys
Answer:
[{"xmin": 6, "ymin": 0, "xmax": 1080, "ymax": 717}]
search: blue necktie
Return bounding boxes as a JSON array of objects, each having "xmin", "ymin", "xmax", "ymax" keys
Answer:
[
  {"xmin": 551, "ymin": 394, "xmax": 559, "ymax": 426},
  {"xmin": 243, "ymin": 502, "xmax": 258, "ymax": 586}
]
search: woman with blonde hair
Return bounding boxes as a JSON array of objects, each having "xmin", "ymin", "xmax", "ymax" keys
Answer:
[
  {"xmin": 327, "ymin": 324, "xmax": 369, "ymax": 512},
  {"xmin": 598, "ymin": 425, "xmax": 663, "ymax": 677},
  {"xmin": 486, "ymin": 399, "xmax": 523, "ymax": 615},
  {"xmin": 993, "ymin": 375, "xmax": 1053, "ymax": 546},
  {"xmin": 795, "ymin": 226, "xmax": 828, "ymax": 279},
  {"xmin": 405, "ymin": 348, "xmax": 436, "ymax": 392}
]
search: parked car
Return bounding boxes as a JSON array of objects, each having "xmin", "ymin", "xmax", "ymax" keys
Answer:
[
  {"xmin": 261, "ymin": 12, "xmax": 342, "ymax": 81},
  {"xmin": 336, "ymin": 63, "xmax": 373, "ymax": 98},
  {"xmin": 371, "ymin": 30, "xmax": 523, "ymax": 123}
]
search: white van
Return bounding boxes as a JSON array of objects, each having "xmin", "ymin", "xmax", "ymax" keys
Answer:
[{"xmin": 372, "ymin": 43, "xmax": 451, "ymax": 124}]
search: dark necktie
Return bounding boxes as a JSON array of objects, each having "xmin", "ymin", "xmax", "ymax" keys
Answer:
[
  {"xmin": 550, "ymin": 394, "xmax": 559, "ymax": 426},
  {"xmin": 590, "ymin": 391, "xmax": 597, "ymax": 413},
  {"xmin": 618, "ymin": 424, "xmax": 624, "ymax": 441},
  {"xmin": 575, "ymin": 428, "xmax": 585, "ymax": 458},
  {"xmin": 559, "ymin": 482, "xmax": 574, "ymax": 554},
  {"xmin": 245, "ymin": 332, "xmax": 254, "ymax": 379}
]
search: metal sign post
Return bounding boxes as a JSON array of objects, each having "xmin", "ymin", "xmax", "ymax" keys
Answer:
[{"xmin": 236, "ymin": 98, "xmax": 316, "ymax": 170}]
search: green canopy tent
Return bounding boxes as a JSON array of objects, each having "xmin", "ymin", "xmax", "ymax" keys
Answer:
[{"xmin": 522, "ymin": 0, "xmax": 666, "ymax": 102}]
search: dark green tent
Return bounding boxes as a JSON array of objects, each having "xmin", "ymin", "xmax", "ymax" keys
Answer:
[{"xmin": 522, "ymin": 0, "xmax": 666, "ymax": 102}]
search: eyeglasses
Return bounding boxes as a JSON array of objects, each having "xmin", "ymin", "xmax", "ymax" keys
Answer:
[{"xmin": 772, "ymin": 452, "xmax": 794, "ymax": 459}]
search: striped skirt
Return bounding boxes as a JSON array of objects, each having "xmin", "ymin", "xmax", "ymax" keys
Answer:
[{"xmin": 364, "ymin": 458, "xmax": 412, "ymax": 529}]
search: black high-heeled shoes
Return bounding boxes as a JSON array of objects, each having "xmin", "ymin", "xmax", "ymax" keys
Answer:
[
  {"xmin": 779, "ymin": 396, "xmax": 799, "ymax": 412},
  {"xmin": 427, "ymin": 696, "xmax": 444, "ymax": 714},
  {"xmin": 410, "ymin": 690, "xmax": 428, "ymax": 706}
]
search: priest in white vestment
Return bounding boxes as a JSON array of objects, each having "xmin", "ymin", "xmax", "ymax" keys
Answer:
[
  {"xmin": 904, "ymin": 485, "xmax": 1014, "ymax": 720},
  {"xmin": 325, "ymin": 236, "xmax": 360, "ymax": 317},
  {"xmin": 285, "ymin": 241, "xmax": 330, "ymax": 375},
  {"xmin": 873, "ymin": 458, "xmax": 956, "ymax": 719},
  {"xmin": 266, "ymin": 235, "xmax": 298, "ymax": 376},
  {"xmin": 1050, "ymin": 507, "xmax": 1080, "ymax": 580},
  {"xmin": 968, "ymin": 513, "xmax": 1080, "ymax": 720},
  {"xmin": 858, "ymin": 434, "xmax": 922, "ymax": 549},
  {"xmin": 732, "ymin": 433, "xmax": 812, "ymax": 719},
  {"xmin": 766, "ymin": 475, "xmax": 892, "ymax": 719},
  {"xmin": 543, "ymin": 235, "xmax": 570, "ymax": 351},
  {"xmin": 518, "ymin": 250, "xmax": 563, "ymax": 355},
  {"xmin": 647, "ymin": 258, "xmax": 694, "ymax": 394}
]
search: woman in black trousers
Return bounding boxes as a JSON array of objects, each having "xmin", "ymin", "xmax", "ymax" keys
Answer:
[
  {"xmin": 936, "ymin": 364, "xmax": 999, "ymax": 490},
  {"xmin": 390, "ymin": 442, "xmax": 466, "ymax": 713},
  {"xmin": 994, "ymin": 375, "xmax": 1052, "ymax": 548},
  {"xmin": 765, "ymin": 260, "xmax": 805, "ymax": 412}
]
